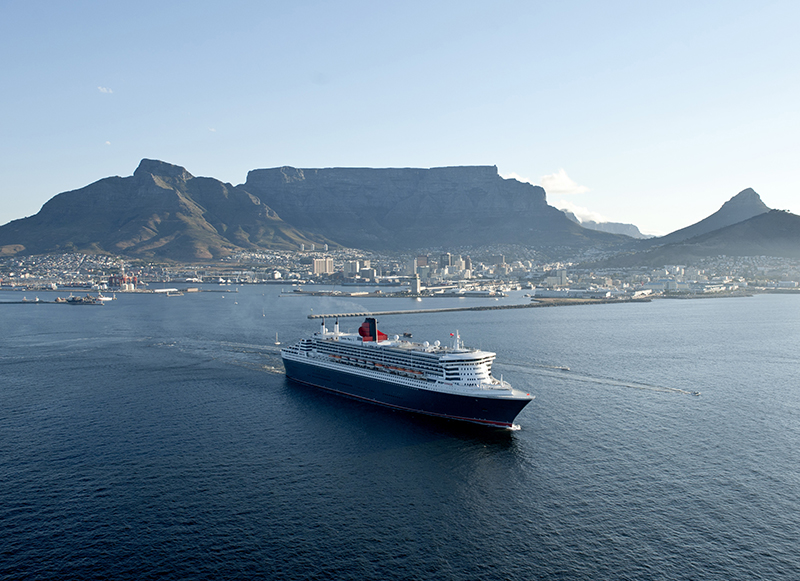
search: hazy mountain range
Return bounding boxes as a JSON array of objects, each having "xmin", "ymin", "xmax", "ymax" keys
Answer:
[
  {"xmin": 560, "ymin": 211, "xmax": 652, "ymax": 239},
  {"xmin": 1, "ymin": 159, "xmax": 797, "ymax": 263}
]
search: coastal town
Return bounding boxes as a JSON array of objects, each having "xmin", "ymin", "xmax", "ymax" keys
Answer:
[{"xmin": 2, "ymin": 247, "xmax": 798, "ymax": 300}]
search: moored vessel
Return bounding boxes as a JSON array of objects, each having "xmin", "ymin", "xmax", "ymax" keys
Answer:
[{"xmin": 281, "ymin": 318, "xmax": 533, "ymax": 428}]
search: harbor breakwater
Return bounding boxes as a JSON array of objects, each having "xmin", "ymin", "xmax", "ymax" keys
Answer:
[{"xmin": 307, "ymin": 297, "xmax": 652, "ymax": 319}]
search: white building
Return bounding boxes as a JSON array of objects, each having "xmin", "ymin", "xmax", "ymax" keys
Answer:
[
  {"xmin": 343, "ymin": 261, "xmax": 360, "ymax": 276},
  {"xmin": 312, "ymin": 258, "xmax": 334, "ymax": 275}
]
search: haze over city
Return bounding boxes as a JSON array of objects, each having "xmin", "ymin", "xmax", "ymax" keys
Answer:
[{"xmin": 1, "ymin": 0, "xmax": 797, "ymax": 235}]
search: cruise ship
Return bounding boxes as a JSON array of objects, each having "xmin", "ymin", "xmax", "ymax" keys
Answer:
[{"xmin": 281, "ymin": 318, "xmax": 533, "ymax": 428}]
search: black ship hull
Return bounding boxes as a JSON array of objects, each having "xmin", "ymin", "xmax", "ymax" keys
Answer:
[{"xmin": 283, "ymin": 358, "xmax": 530, "ymax": 428}]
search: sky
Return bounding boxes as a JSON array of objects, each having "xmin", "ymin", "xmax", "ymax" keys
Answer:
[{"xmin": 1, "ymin": 0, "xmax": 798, "ymax": 236}]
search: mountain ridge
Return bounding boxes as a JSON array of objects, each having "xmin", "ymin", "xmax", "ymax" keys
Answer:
[
  {"xmin": 0, "ymin": 159, "xmax": 334, "ymax": 260},
  {"xmin": 0, "ymin": 160, "xmax": 795, "ymax": 263},
  {"xmin": 593, "ymin": 209, "xmax": 800, "ymax": 267},
  {"xmin": 645, "ymin": 187, "xmax": 770, "ymax": 247}
]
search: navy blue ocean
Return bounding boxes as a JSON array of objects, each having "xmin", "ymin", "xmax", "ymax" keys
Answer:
[{"xmin": 1, "ymin": 288, "xmax": 798, "ymax": 580}]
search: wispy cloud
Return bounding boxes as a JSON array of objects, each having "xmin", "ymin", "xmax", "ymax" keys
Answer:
[
  {"xmin": 98, "ymin": 86, "xmax": 113, "ymax": 94},
  {"xmin": 208, "ymin": 128, "xmax": 216, "ymax": 132},
  {"xmin": 540, "ymin": 169, "xmax": 590, "ymax": 195},
  {"xmin": 554, "ymin": 200, "xmax": 607, "ymax": 224},
  {"xmin": 105, "ymin": 141, "xmax": 111, "ymax": 146},
  {"xmin": 501, "ymin": 171, "xmax": 533, "ymax": 184}
]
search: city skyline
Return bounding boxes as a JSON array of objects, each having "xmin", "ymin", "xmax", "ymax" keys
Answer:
[{"xmin": 2, "ymin": 1, "xmax": 798, "ymax": 235}]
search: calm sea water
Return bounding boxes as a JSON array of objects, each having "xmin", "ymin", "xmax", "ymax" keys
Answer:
[{"xmin": 1, "ymin": 287, "xmax": 798, "ymax": 580}]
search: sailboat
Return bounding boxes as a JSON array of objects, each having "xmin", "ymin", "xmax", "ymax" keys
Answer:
[{"xmin": 274, "ymin": 332, "xmax": 281, "ymax": 346}]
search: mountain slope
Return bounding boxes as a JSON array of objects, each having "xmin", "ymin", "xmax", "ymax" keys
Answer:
[
  {"xmin": 597, "ymin": 210, "xmax": 800, "ymax": 267},
  {"xmin": 0, "ymin": 160, "xmax": 333, "ymax": 260},
  {"xmin": 648, "ymin": 188, "xmax": 770, "ymax": 247},
  {"xmin": 669, "ymin": 210, "xmax": 800, "ymax": 258}
]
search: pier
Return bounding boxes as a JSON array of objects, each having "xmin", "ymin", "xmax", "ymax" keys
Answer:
[{"xmin": 307, "ymin": 297, "xmax": 651, "ymax": 318}]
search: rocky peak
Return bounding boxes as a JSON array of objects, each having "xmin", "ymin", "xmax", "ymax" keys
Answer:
[
  {"xmin": 134, "ymin": 159, "xmax": 194, "ymax": 182},
  {"xmin": 648, "ymin": 187, "xmax": 771, "ymax": 246},
  {"xmin": 720, "ymin": 188, "xmax": 769, "ymax": 213}
]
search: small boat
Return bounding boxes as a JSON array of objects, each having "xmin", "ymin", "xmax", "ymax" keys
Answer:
[
  {"xmin": 66, "ymin": 294, "xmax": 103, "ymax": 305},
  {"xmin": 274, "ymin": 332, "xmax": 281, "ymax": 346}
]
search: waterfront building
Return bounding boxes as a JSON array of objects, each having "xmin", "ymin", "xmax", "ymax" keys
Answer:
[{"xmin": 313, "ymin": 258, "xmax": 334, "ymax": 275}]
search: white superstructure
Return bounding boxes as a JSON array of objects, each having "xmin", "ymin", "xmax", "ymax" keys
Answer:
[{"xmin": 281, "ymin": 318, "xmax": 521, "ymax": 398}]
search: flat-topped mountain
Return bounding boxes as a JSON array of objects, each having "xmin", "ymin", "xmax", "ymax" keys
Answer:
[
  {"xmin": 0, "ymin": 159, "xmax": 332, "ymax": 260},
  {"xmin": 243, "ymin": 165, "xmax": 624, "ymax": 250}
]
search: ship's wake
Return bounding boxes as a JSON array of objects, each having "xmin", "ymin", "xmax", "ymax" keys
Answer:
[
  {"xmin": 149, "ymin": 338, "xmax": 286, "ymax": 375},
  {"xmin": 497, "ymin": 362, "xmax": 700, "ymax": 396}
]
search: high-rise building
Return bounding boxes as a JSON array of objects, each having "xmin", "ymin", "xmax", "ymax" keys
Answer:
[
  {"xmin": 313, "ymin": 258, "xmax": 334, "ymax": 275},
  {"xmin": 411, "ymin": 274, "xmax": 421, "ymax": 294},
  {"xmin": 343, "ymin": 261, "xmax": 360, "ymax": 276}
]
